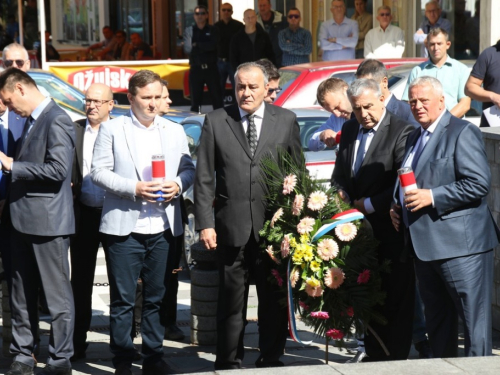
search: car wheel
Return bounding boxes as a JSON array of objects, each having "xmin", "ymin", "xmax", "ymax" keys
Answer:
[{"xmin": 182, "ymin": 203, "xmax": 198, "ymax": 277}]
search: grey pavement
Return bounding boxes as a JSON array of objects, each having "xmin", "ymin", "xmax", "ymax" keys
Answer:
[{"xmin": 0, "ymin": 249, "xmax": 499, "ymax": 374}]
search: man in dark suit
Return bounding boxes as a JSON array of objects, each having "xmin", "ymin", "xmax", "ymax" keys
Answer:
[
  {"xmin": 194, "ymin": 62, "xmax": 301, "ymax": 370},
  {"xmin": 0, "ymin": 98, "xmax": 24, "ymax": 293},
  {"xmin": 332, "ymin": 78, "xmax": 415, "ymax": 361},
  {"xmin": 391, "ymin": 76, "xmax": 499, "ymax": 357},
  {"xmin": 70, "ymin": 83, "xmax": 114, "ymax": 361},
  {"xmin": 0, "ymin": 68, "xmax": 76, "ymax": 375},
  {"xmin": 356, "ymin": 59, "xmax": 418, "ymax": 127}
]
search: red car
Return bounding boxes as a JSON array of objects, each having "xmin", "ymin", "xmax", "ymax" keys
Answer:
[{"xmin": 275, "ymin": 58, "xmax": 426, "ymax": 109}]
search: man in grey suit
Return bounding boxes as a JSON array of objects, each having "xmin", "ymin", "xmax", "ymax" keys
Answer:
[
  {"xmin": 70, "ymin": 83, "xmax": 114, "ymax": 361},
  {"xmin": 0, "ymin": 68, "xmax": 76, "ymax": 375},
  {"xmin": 391, "ymin": 76, "xmax": 499, "ymax": 357},
  {"xmin": 91, "ymin": 70, "xmax": 195, "ymax": 375},
  {"xmin": 194, "ymin": 62, "xmax": 301, "ymax": 369}
]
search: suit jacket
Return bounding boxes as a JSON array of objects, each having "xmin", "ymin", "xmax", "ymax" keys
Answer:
[
  {"xmin": 90, "ymin": 115, "xmax": 195, "ymax": 237},
  {"xmin": 332, "ymin": 111, "xmax": 414, "ymax": 259},
  {"xmin": 386, "ymin": 95, "xmax": 419, "ymax": 127},
  {"xmin": 9, "ymin": 100, "xmax": 76, "ymax": 236},
  {"xmin": 71, "ymin": 118, "xmax": 86, "ymax": 200},
  {"xmin": 229, "ymin": 26, "xmax": 276, "ymax": 71},
  {"xmin": 399, "ymin": 111, "xmax": 499, "ymax": 261},
  {"xmin": 194, "ymin": 103, "xmax": 301, "ymax": 247}
]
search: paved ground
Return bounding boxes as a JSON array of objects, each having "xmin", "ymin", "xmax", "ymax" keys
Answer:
[{"xmin": 0, "ymin": 248, "xmax": 499, "ymax": 374}]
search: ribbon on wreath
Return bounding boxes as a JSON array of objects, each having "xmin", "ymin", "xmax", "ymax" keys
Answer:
[{"xmin": 287, "ymin": 209, "xmax": 365, "ymax": 344}]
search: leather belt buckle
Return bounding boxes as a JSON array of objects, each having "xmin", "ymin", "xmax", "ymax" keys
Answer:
[{"xmin": 201, "ymin": 64, "xmax": 208, "ymax": 69}]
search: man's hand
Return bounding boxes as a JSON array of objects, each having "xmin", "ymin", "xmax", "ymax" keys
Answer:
[
  {"xmin": 338, "ymin": 189, "xmax": 350, "ymax": 204},
  {"xmin": 161, "ymin": 181, "xmax": 180, "ymax": 202},
  {"xmin": 404, "ymin": 189, "xmax": 432, "ymax": 212},
  {"xmin": 353, "ymin": 198, "xmax": 367, "ymax": 215},
  {"xmin": 328, "ymin": 37, "xmax": 337, "ymax": 43},
  {"xmin": 320, "ymin": 129, "xmax": 338, "ymax": 148},
  {"xmin": 0, "ymin": 152, "xmax": 13, "ymax": 171},
  {"xmin": 390, "ymin": 204, "xmax": 402, "ymax": 231},
  {"xmin": 135, "ymin": 181, "xmax": 162, "ymax": 202},
  {"xmin": 200, "ymin": 228, "xmax": 217, "ymax": 250}
]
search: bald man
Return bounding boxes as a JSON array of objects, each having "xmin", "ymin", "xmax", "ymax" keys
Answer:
[{"xmin": 70, "ymin": 83, "xmax": 114, "ymax": 361}]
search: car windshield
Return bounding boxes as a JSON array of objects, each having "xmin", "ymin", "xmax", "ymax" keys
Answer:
[
  {"xmin": 298, "ymin": 116, "xmax": 331, "ymax": 151},
  {"xmin": 30, "ymin": 72, "xmax": 86, "ymax": 112},
  {"xmin": 277, "ymin": 70, "xmax": 301, "ymax": 99},
  {"xmin": 388, "ymin": 75, "xmax": 405, "ymax": 89}
]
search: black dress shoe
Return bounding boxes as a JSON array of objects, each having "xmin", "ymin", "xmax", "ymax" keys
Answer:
[
  {"xmin": 70, "ymin": 350, "xmax": 86, "ymax": 362},
  {"xmin": 255, "ymin": 359, "xmax": 284, "ymax": 368},
  {"xmin": 345, "ymin": 350, "xmax": 368, "ymax": 363},
  {"xmin": 164, "ymin": 325, "xmax": 185, "ymax": 341},
  {"xmin": 37, "ymin": 365, "xmax": 72, "ymax": 375},
  {"xmin": 115, "ymin": 364, "xmax": 133, "ymax": 375},
  {"xmin": 142, "ymin": 359, "xmax": 173, "ymax": 375},
  {"xmin": 6, "ymin": 361, "xmax": 34, "ymax": 375},
  {"xmin": 415, "ymin": 339, "xmax": 433, "ymax": 359}
]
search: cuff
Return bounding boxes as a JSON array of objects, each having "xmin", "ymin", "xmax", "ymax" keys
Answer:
[{"xmin": 364, "ymin": 197, "xmax": 375, "ymax": 214}]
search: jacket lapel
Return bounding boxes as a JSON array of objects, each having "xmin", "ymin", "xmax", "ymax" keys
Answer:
[
  {"xmin": 75, "ymin": 120, "xmax": 85, "ymax": 174},
  {"xmin": 17, "ymin": 101, "xmax": 55, "ymax": 159},
  {"xmin": 254, "ymin": 103, "xmax": 275, "ymax": 158},
  {"xmin": 123, "ymin": 116, "xmax": 143, "ymax": 180},
  {"xmin": 226, "ymin": 105, "xmax": 252, "ymax": 158},
  {"xmin": 357, "ymin": 113, "xmax": 390, "ymax": 178}
]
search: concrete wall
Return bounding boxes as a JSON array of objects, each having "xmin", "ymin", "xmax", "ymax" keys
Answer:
[{"xmin": 482, "ymin": 127, "xmax": 500, "ymax": 331}]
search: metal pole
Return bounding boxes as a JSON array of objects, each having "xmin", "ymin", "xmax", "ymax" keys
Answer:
[
  {"xmin": 17, "ymin": 0, "xmax": 23, "ymax": 46},
  {"xmin": 38, "ymin": 0, "xmax": 47, "ymax": 70}
]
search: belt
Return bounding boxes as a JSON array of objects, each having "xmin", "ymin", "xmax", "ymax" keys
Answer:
[{"xmin": 79, "ymin": 202, "xmax": 103, "ymax": 212}]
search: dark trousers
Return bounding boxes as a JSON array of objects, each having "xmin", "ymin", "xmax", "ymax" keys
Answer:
[
  {"xmin": 214, "ymin": 233, "xmax": 288, "ymax": 370},
  {"xmin": 365, "ymin": 252, "xmax": 415, "ymax": 361},
  {"xmin": 217, "ymin": 59, "xmax": 235, "ymax": 102},
  {"xmin": 189, "ymin": 63, "xmax": 224, "ymax": 112},
  {"xmin": 161, "ymin": 234, "xmax": 184, "ymax": 326},
  {"xmin": 70, "ymin": 202, "xmax": 106, "ymax": 352},
  {"xmin": 0, "ymin": 220, "xmax": 14, "ymax": 294},
  {"xmin": 414, "ymin": 250, "xmax": 493, "ymax": 357},
  {"xmin": 106, "ymin": 230, "xmax": 173, "ymax": 368},
  {"xmin": 10, "ymin": 229, "xmax": 74, "ymax": 368}
]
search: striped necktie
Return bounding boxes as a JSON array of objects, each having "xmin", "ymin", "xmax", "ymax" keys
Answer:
[{"xmin": 246, "ymin": 114, "xmax": 258, "ymax": 156}]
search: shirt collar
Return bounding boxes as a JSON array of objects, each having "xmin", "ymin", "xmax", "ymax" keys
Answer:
[
  {"xmin": 0, "ymin": 108, "xmax": 8, "ymax": 123},
  {"xmin": 130, "ymin": 109, "xmax": 158, "ymax": 130},
  {"xmin": 85, "ymin": 117, "xmax": 109, "ymax": 133},
  {"xmin": 384, "ymin": 93, "xmax": 393, "ymax": 106},
  {"xmin": 422, "ymin": 109, "xmax": 445, "ymax": 135},
  {"xmin": 333, "ymin": 17, "xmax": 347, "ymax": 26},
  {"xmin": 425, "ymin": 55, "xmax": 452, "ymax": 68},
  {"xmin": 239, "ymin": 101, "xmax": 265, "ymax": 120},
  {"xmin": 31, "ymin": 97, "xmax": 52, "ymax": 121}
]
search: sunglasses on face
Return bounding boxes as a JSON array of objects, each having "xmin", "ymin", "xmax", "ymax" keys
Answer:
[
  {"xmin": 3, "ymin": 59, "xmax": 28, "ymax": 68},
  {"xmin": 268, "ymin": 87, "xmax": 282, "ymax": 94},
  {"xmin": 379, "ymin": 13, "xmax": 391, "ymax": 17},
  {"xmin": 288, "ymin": 14, "xmax": 300, "ymax": 19},
  {"xmin": 194, "ymin": 12, "xmax": 207, "ymax": 16}
]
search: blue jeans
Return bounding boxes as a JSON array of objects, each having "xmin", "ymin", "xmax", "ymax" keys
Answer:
[{"xmin": 106, "ymin": 230, "xmax": 173, "ymax": 367}]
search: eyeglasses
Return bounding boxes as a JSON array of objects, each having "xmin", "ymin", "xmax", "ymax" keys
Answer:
[
  {"xmin": 194, "ymin": 12, "xmax": 207, "ymax": 16},
  {"xmin": 268, "ymin": 87, "xmax": 282, "ymax": 94},
  {"xmin": 84, "ymin": 98, "xmax": 113, "ymax": 107},
  {"xmin": 221, "ymin": 8, "xmax": 232, "ymax": 12},
  {"xmin": 378, "ymin": 13, "xmax": 390, "ymax": 17},
  {"xmin": 3, "ymin": 59, "xmax": 28, "ymax": 68},
  {"xmin": 288, "ymin": 14, "xmax": 300, "ymax": 19}
]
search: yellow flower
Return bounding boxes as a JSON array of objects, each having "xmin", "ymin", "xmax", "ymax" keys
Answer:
[
  {"xmin": 289, "ymin": 237, "xmax": 297, "ymax": 248},
  {"xmin": 310, "ymin": 260, "xmax": 321, "ymax": 272},
  {"xmin": 300, "ymin": 234, "xmax": 309, "ymax": 244},
  {"xmin": 303, "ymin": 248, "xmax": 314, "ymax": 262},
  {"xmin": 306, "ymin": 277, "xmax": 320, "ymax": 288}
]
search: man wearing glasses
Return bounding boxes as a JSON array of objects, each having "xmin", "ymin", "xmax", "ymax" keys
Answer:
[
  {"xmin": 364, "ymin": 6, "xmax": 405, "ymax": 58},
  {"xmin": 414, "ymin": 0, "xmax": 451, "ymax": 58},
  {"xmin": 70, "ymin": 83, "xmax": 114, "ymax": 362},
  {"xmin": 2, "ymin": 43, "xmax": 30, "ymax": 71},
  {"xmin": 214, "ymin": 3, "xmax": 243, "ymax": 104},
  {"xmin": 278, "ymin": 7, "xmax": 312, "ymax": 66},
  {"xmin": 256, "ymin": 59, "xmax": 281, "ymax": 104},
  {"xmin": 183, "ymin": 5, "xmax": 223, "ymax": 112}
]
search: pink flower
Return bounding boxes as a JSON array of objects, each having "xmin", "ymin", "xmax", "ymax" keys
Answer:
[
  {"xmin": 310, "ymin": 311, "xmax": 329, "ymax": 319},
  {"xmin": 290, "ymin": 267, "xmax": 300, "ymax": 288},
  {"xmin": 270, "ymin": 208, "xmax": 283, "ymax": 228},
  {"xmin": 299, "ymin": 301, "xmax": 309, "ymax": 310},
  {"xmin": 281, "ymin": 235, "xmax": 291, "ymax": 257},
  {"xmin": 324, "ymin": 267, "xmax": 345, "ymax": 289},
  {"xmin": 283, "ymin": 174, "xmax": 297, "ymax": 195},
  {"xmin": 357, "ymin": 269, "xmax": 371, "ymax": 284},
  {"xmin": 307, "ymin": 191, "xmax": 328, "ymax": 211},
  {"xmin": 326, "ymin": 329, "xmax": 344, "ymax": 340},
  {"xmin": 266, "ymin": 246, "xmax": 281, "ymax": 264},
  {"xmin": 346, "ymin": 306, "xmax": 354, "ymax": 317},
  {"xmin": 305, "ymin": 284, "xmax": 323, "ymax": 298},
  {"xmin": 297, "ymin": 217, "xmax": 315, "ymax": 234},
  {"xmin": 271, "ymin": 269, "xmax": 283, "ymax": 287},
  {"xmin": 335, "ymin": 222, "xmax": 357, "ymax": 242},
  {"xmin": 292, "ymin": 194, "xmax": 304, "ymax": 216},
  {"xmin": 316, "ymin": 238, "xmax": 339, "ymax": 261}
]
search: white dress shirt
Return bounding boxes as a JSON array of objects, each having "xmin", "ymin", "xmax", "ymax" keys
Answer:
[
  {"xmin": 239, "ymin": 102, "xmax": 265, "ymax": 139},
  {"xmin": 364, "ymin": 24, "xmax": 405, "ymax": 58},
  {"xmin": 0, "ymin": 108, "xmax": 9, "ymax": 153},
  {"xmin": 130, "ymin": 112, "xmax": 169, "ymax": 235},
  {"xmin": 80, "ymin": 120, "xmax": 108, "ymax": 207}
]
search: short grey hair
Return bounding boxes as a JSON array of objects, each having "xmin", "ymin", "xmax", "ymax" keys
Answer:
[
  {"xmin": 2, "ymin": 43, "xmax": 29, "ymax": 61},
  {"xmin": 235, "ymin": 62, "xmax": 269, "ymax": 85},
  {"xmin": 347, "ymin": 78, "xmax": 382, "ymax": 99},
  {"xmin": 408, "ymin": 76, "xmax": 443, "ymax": 98}
]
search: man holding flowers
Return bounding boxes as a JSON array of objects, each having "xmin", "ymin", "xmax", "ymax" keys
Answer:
[{"xmin": 332, "ymin": 78, "xmax": 415, "ymax": 361}]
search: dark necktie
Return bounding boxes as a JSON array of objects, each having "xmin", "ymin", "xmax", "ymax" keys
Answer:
[
  {"xmin": 354, "ymin": 128, "xmax": 371, "ymax": 175},
  {"xmin": 246, "ymin": 114, "xmax": 258, "ymax": 156},
  {"xmin": 21, "ymin": 115, "xmax": 35, "ymax": 147}
]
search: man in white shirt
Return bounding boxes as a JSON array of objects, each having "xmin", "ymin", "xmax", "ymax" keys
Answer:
[
  {"xmin": 364, "ymin": 6, "xmax": 405, "ymax": 58},
  {"xmin": 70, "ymin": 83, "xmax": 114, "ymax": 362},
  {"xmin": 91, "ymin": 70, "xmax": 195, "ymax": 375}
]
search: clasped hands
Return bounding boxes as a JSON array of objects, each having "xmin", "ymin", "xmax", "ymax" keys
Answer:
[
  {"xmin": 320, "ymin": 129, "xmax": 338, "ymax": 148},
  {"xmin": 135, "ymin": 180, "xmax": 179, "ymax": 203},
  {"xmin": 390, "ymin": 189, "xmax": 432, "ymax": 231}
]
